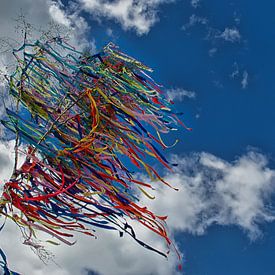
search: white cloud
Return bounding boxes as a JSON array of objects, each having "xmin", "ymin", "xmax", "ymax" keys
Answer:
[
  {"xmin": 47, "ymin": 0, "xmax": 94, "ymax": 50},
  {"xmin": 1, "ymin": 142, "xmax": 275, "ymax": 274},
  {"xmin": 166, "ymin": 87, "xmax": 196, "ymax": 101},
  {"xmin": 1, "ymin": 218, "xmax": 179, "ymax": 275},
  {"xmin": 144, "ymin": 151, "xmax": 275, "ymax": 239},
  {"xmin": 0, "ymin": 1, "xmax": 91, "ymax": 67},
  {"xmin": 219, "ymin": 27, "xmax": 241, "ymax": 43},
  {"xmin": 49, "ymin": 1, "xmax": 72, "ymax": 28},
  {"xmin": 241, "ymin": 70, "xmax": 248, "ymax": 89},
  {"xmin": 0, "ymin": 0, "xmax": 89, "ymax": 52},
  {"xmin": 79, "ymin": 0, "xmax": 175, "ymax": 35},
  {"xmin": 0, "ymin": 141, "xmax": 25, "ymax": 187},
  {"xmin": 0, "ymin": 0, "xmax": 91, "ymax": 69},
  {"xmin": 0, "ymin": 141, "xmax": 16, "ymax": 183}
]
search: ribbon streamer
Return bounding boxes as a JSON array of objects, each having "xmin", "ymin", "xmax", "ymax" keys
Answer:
[{"xmin": 0, "ymin": 37, "xmax": 187, "ymax": 273}]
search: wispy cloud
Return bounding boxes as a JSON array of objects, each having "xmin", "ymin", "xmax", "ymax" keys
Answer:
[
  {"xmin": 106, "ymin": 27, "xmax": 114, "ymax": 37},
  {"xmin": 208, "ymin": 47, "xmax": 217, "ymax": 57},
  {"xmin": 182, "ymin": 14, "xmax": 208, "ymax": 30},
  {"xmin": 166, "ymin": 87, "xmax": 196, "ymax": 101},
  {"xmin": 230, "ymin": 63, "xmax": 249, "ymax": 89},
  {"xmin": 241, "ymin": 70, "xmax": 249, "ymax": 89},
  {"xmin": 230, "ymin": 62, "xmax": 240, "ymax": 78},
  {"xmin": 191, "ymin": 0, "xmax": 201, "ymax": 8}
]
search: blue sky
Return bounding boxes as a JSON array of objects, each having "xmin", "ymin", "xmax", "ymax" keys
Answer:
[
  {"xmin": 1, "ymin": 0, "xmax": 275, "ymax": 275},
  {"xmin": 84, "ymin": 0, "xmax": 275, "ymax": 160},
  {"xmin": 85, "ymin": 2, "xmax": 275, "ymax": 274}
]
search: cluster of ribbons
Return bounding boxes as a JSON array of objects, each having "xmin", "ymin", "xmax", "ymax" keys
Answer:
[{"xmin": 0, "ymin": 37, "xmax": 185, "ymax": 273}]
